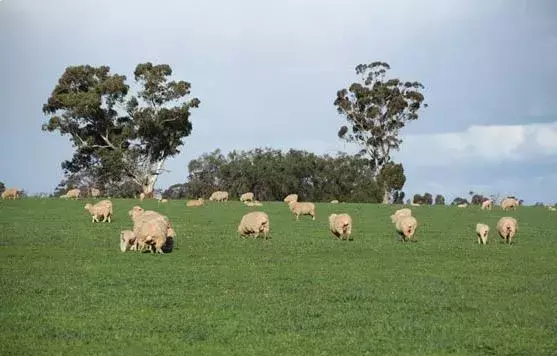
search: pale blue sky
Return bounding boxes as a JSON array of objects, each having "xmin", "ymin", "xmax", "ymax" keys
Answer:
[{"xmin": 1, "ymin": 0, "xmax": 556, "ymax": 203}]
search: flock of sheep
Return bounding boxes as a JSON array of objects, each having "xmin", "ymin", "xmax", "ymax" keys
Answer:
[{"xmin": 2, "ymin": 185, "xmax": 524, "ymax": 252}]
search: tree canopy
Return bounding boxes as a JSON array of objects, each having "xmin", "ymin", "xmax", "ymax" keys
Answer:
[
  {"xmin": 334, "ymin": 61, "xmax": 427, "ymax": 203},
  {"xmin": 42, "ymin": 62, "xmax": 200, "ymax": 196}
]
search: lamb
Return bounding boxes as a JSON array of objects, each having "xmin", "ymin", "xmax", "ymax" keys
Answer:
[
  {"xmin": 209, "ymin": 191, "xmax": 229, "ymax": 202},
  {"xmin": 245, "ymin": 200, "xmax": 263, "ymax": 207},
  {"xmin": 328, "ymin": 213, "xmax": 353, "ymax": 240},
  {"xmin": 1, "ymin": 188, "xmax": 19, "ymax": 200},
  {"xmin": 497, "ymin": 217, "xmax": 518, "ymax": 244},
  {"xmin": 187, "ymin": 198, "xmax": 204, "ymax": 207},
  {"xmin": 66, "ymin": 188, "xmax": 81, "ymax": 200},
  {"xmin": 480, "ymin": 199, "xmax": 493, "ymax": 210},
  {"xmin": 120, "ymin": 230, "xmax": 136, "ymax": 252},
  {"xmin": 501, "ymin": 197, "xmax": 519, "ymax": 211},
  {"xmin": 240, "ymin": 192, "xmax": 254, "ymax": 202},
  {"xmin": 84, "ymin": 199, "xmax": 113, "ymax": 223},
  {"xmin": 288, "ymin": 201, "xmax": 316, "ymax": 220},
  {"xmin": 283, "ymin": 194, "xmax": 298, "ymax": 204},
  {"xmin": 390, "ymin": 208, "xmax": 412, "ymax": 224},
  {"xmin": 237, "ymin": 211, "xmax": 270, "ymax": 239},
  {"xmin": 330, "ymin": 200, "xmax": 339, "ymax": 204},
  {"xmin": 395, "ymin": 215, "xmax": 418, "ymax": 242},
  {"xmin": 475, "ymin": 223, "xmax": 489, "ymax": 244},
  {"xmin": 90, "ymin": 188, "xmax": 101, "ymax": 198}
]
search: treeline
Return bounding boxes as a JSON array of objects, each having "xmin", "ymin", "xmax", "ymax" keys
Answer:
[{"xmin": 164, "ymin": 148, "xmax": 405, "ymax": 203}]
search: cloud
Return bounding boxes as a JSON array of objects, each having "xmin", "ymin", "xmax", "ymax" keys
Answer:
[{"xmin": 395, "ymin": 121, "xmax": 557, "ymax": 166}]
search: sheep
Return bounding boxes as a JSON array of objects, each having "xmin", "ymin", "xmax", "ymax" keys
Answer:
[
  {"xmin": 395, "ymin": 215, "xmax": 418, "ymax": 242},
  {"xmin": 330, "ymin": 200, "xmax": 339, "ymax": 204},
  {"xmin": 139, "ymin": 193, "xmax": 145, "ymax": 201},
  {"xmin": 237, "ymin": 211, "xmax": 270, "ymax": 239},
  {"xmin": 390, "ymin": 208, "xmax": 412, "ymax": 224},
  {"xmin": 59, "ymin": 194, "xmax": 68, "ymax": 199},
  {"xmin": 209, "ymin": 191, "xmax": 229, "ymax": 202},
  {"xmin": 475, "ymin": 223, "xmax": 489, "ymax": 245},
  {"xmin": 328, "ymin": 213, "xmax": 353, "ymax": 240},
  {"xmin": 501, "ymin": 197, "xmax": 519, "ymax": 211},
  {"xmin": 120, "ymin": 230, "xmax": 136, "ymax": 252},
  {"xmin": 288, "ymin": 201, "xmax": 316, "ymax": 221},
  {"xmin": 480, "ymin": 199, "xmax": 493, "ymax": 210},
  {"xmin": 457, "ymin": 203, "xmax": 468, "ymax": 208},
  {"xmin": 1, "ymin": 188, "xmax": 19, "ymax": 200},
  {"xmin": 548, "ymin": 206, "xmax": 557, "ymax": 212},
  {"xmin": 245, "ymin": 200, "xmax": 263, "ymax": 207},
  {"xmin": 128, "ymin": 206, "xmax": 175, "ymax": 254},
  {"xmin": 66, "ymin": 188, "xmax": 81, "ymax": 200},
  {"xmin": 283, "ymin": 194, "xmax": 298, "ymax": 204},
  {"xmin": 90, "ymin": 188, "xmax": 101, "ymax": 198},
  {"xmin": 160, "ymin": 199, "xmax": 168, "ymax": 203},
  {"xmin": 497, "ymin": 217, "xmax": 518, "ymax": 244},
  {"xmin": 84, "ymin": 199, "xmax": 113, "ymax": 223},
  {"xmin": 240, "ymin": 192, "xmax": 254, "ymax": 202},
  {"xmin": 187, "ymin": 198, "xmax": 204, "ymax": 207},
  {"xmin": 411, "ymin": 202, "xmax": 421, "ymax": 207}
]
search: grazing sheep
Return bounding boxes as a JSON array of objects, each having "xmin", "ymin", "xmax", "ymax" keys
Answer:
[
  {"xmin": 187, "ymin": 198, "xmax": 204, "ymax": 207},
  {"xmin": 90, "ymin": 188, "xmax": 101, "ymax": 198},
  {"xmin": 133, "ymin": 218, "xmax": 169, "ymax": 254},
  {"xmin": 501, "ymin": 197, "xmax": 519, "ymax": 211},
  {"xmin": 66, "ymin": 188, "xmax": 81, "ymax": 200},
  {"xmin": 328, "ymin": 213, "xmax": 353, "ymax": 240},
  {"xmin": 139, "ymin": 193, "xmax": 145, "ymax": 201},
  {"xmin": 84, "ymin": 199, "xmax": 113, "ymax": 223},
  {"xmin": 390, "ymin": 208, "xmax": 412, "ymax": 224},
  {"xmin": 330, "ymin": 200, "xmax": 339, "ymax": 204},
  {"xmin": 284, "ymin": 194, "xmax": 298, "ymax": 204},
  {"xmin": 59, "ymin": 194, "xmax": 68, "ymax": 199},
  {"xmin": 1, "ymin": 188, "xmax": 19, "ymax": 200},
  {"xmin": 288, "ymin": 201, "xmax": 316, "ymax": 221},
  {"xmin": 245, "ymin": 200, "xmax": 263, "ymax": 207},
  {"xmin": 395, "ymin": 215, "xmax": 418, "ymax": 242},
  {"xmin": 548, "ymin": 206, "xmax": 557, "ymax": 212},
  {"xmin": 160, "ymin": 199, "xmax": 168, "ymax": 203},
  {"xmin": 120, "ymin": 230, "xmax": 136, "ymax": 252},
  {"xmin": 240, "ymin": 192, "xmax": 254, "ymax": 202},
  {"xmin": 480, "ymin": 199, "xmax": 493, "ymax": 210},
  {"xmin": 238, "ymin": 211, "xmax": 270, "ymax": 239},
  {"xmin": 497, "ymin": 217, "xmax": 518, "ymax": 244},
  {"xmin": 209, "ymin": 191, "xmax": 229, "ymax": 202},
  {"xmin": 475, "ymin": 223, "xmax": 489, "ymax": 244},
  {"xmin": 457, "ymin": 203, "xmax": 468, "ymax": 208}
]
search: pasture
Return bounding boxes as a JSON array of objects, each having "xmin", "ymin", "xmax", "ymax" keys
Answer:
[{"xmin": 0, "ymin": 199, "xmax": 556, "ymax": 355}]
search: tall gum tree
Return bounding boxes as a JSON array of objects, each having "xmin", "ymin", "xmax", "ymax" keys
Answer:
[
  {"xmin": 42, "ymin": 63, "xmax": 200, "ymax": 197},
  {"xmin": 334, "ymin": 61, "xmax": 427, "ymax": 203}
]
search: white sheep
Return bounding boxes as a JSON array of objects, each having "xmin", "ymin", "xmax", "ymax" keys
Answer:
[
  {"xmin": 475, "ymin": 223, "xmax": 489, "ymax": 245},
  {"xmin": 245, "ymin": 200, "xmax": 263, "ymax": 207},
  {"xmin": 66, "ymin": 188, "xmax": 81, "ymax": 200},
  {"xmin": 390, "ymin": 208, "xmax": 412, "ymax": 224},
  {"xmin": 1, "ymin": 188, "xmax": 19, "ymax": 200},
  {"xmin": 187, "ymin": 198, "xmax": 204, "ymax": 207},
  {"xmin": 480, "ymin": 199, "xmax": 493, "ymax": 210},
  {"xmin": 330, "ymin": 200, "xmax": 339, "ymax": 204},
  {"xmin": 240, "ymin": 192, "xmax": 254, "ymax": 202},
  {"xmin": 395, "ymin": 215, "xmax": 418, "ymax": 242},
  {"xmin": 84, "ymin": 200, "xmax": 113, "ymax": 223},
  {"xmin": 90, "ymin": 188, "xmax": 101, "ymax": 198},
  {"xmin": 283, "ymin": 194, "xmax": 298, "ymax": 204},
  {"xmin": 238, "ymin": 211, "xmax": 270, "ymax": 239},
  {"xmin": 328, "ymin": 213, "xmax": 353, "ymax": 240},
  {"xmin": 497, "ymin": 217, "xmax": 518, "ymax": 244},
  {"xmin": 288, "ymin": 201, "xmax": 316, "ymax": 221},
  {"xmin": 500, "ymin": 197, "xmax": 519, "ymax": 211},
  {"xmin": 120, "ymin": 230, "xmax": 136, "ymax": 252},
  {"xmin": 209, "ymin": 191, "xmax": 229, "ymax": 202},
  {"xmin": 457, "ymin": 203, "xmax": 468, "ymax": 208}
]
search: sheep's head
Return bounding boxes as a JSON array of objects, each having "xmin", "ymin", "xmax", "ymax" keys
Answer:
[{"xmin": 84, "ymin": 203, "xmax": 92, "ymax": 211}]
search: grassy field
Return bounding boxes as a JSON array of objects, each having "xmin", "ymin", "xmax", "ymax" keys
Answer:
[{"xmin": 0, "ymin": 199, "xmax": 556, "ymax": 355}]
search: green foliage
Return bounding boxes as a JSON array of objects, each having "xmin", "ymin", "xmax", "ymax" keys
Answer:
[
  {"xmin": 392, "ymin": 191, "xmax": 405, "ymax": 204},
  {"xmin": 334, "ymin": 61, "xmax": 427, "ymax": 177},
  {"xmin": 0, "ymin": 182, "xmax": 4, "ymax": 195},
  {"xmin": 186, "ymin": 148, "xmax": 383, "ymax": 202},
  {"xmin": 377, "ymin": 162, "xmax": 406, "ymax": 202},
  {"xmin": 42, "ymin": 62, "xmax": 200, "ymax": 194},
  {"xmin": 422, "ymin": 192, "xmax": 433, "ymax": 205},
  {"xmin": 451, "ymin": 197, "xmax": 470, "ymax": 205},
  {"xmin": 1, "ymin": 200, "xmax": 556, "ymax": 355},
  {"xmin": 435, "ymin": 194, "xmax": 446, "ymax": 205}
]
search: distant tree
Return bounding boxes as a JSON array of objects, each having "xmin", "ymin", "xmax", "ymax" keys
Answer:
[
  {"xmin": 422, "ymin": 192, "xmax": 433, "ymax": 205},
  {"xmin": 0, "ymin": 181, "xmax": 4, "ymax": 195},
  {"xmin": 334, "ymin": 61, "xmax": 427, "ymax": 203},
  {"xmin": 434, "ymin": 194, "xmax": 445, "ymax": 205},
  {"xmin": 471, "ymin": 194, "xmax": 487, "ymax": 205},
  {"xmin": 534, "ymin": 202, "xmax": 545, "ymax": 207},
  {"xmin": 519, "ymin": 199, "xmax": 524, "ymax": 206},
  {"xmin": 163, "ymin": 183, "xmax": 188, "ymax": 200},
  {"xmin": 413, "ymin": 194, "xmax": 423, "ymax": 204},
  {"xmin": 392, "ymin": 191, "xmax": 405, "ymax": 204},
  {"xmin": 42, "ymin": 62, "xmax": 200, "ymax": 197},
  {"xmin": 451, "ymin": 197, "xmax": 469, "ymax": 205},
  {"xmin": 377, "ymin": 162, "xmax": 406, "ymax": 203}
]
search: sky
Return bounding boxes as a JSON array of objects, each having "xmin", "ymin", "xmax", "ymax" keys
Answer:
[{"xmin": 1, "ymin": 0, "xmax": 556, "ymax": 204}]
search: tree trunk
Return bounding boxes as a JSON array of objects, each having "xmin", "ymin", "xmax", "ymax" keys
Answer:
[
  {"xmin": 382, "ymin": 188, "xmax": 391, "ymax": 204},
  {"xmin": 141, "ymin": 160, "xmax": 165, "ymax": 198}
]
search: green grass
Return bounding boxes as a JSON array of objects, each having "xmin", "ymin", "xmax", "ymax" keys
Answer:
[{"xmin": 0, "ymin": 199, "xmax": 556, "ymax": 355}]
